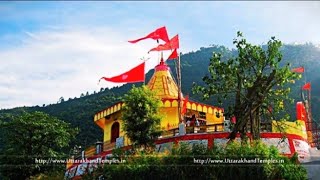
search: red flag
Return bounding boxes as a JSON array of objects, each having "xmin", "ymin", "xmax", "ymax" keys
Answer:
[
  {"xmin": 302, "ymin": 82, "xmax": 311, "ymax": 90},
  {"xmin": 181, "ymin": 95, "xmax": 189, "ymax": 114},
  {"xmin": 128, "ymin": 26, "xmax": 169, "ymax": 44},
  {"xmin": 291, "ymin": 67, "xmax": 304, "ymax": 73},
  {"xmin": 167, "ymin": 49, "xmax": 178, "ymax": 60},
  {"xmin": 149, "ymin": 34, "xmax": 179, "ymax": 52},
  {"xmin": 231, "ymin": 116, "xmax": 236, "ymax": 124},
  {"xmin": 99, "ymin": 62, "xmax": 145, "ymax": 83}
]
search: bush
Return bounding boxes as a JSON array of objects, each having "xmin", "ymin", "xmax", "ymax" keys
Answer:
[{"xmin": 83, "ymin": 141, "xmax": 307, "ymax": 180}]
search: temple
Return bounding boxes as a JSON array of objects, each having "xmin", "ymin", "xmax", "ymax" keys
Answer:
[
  {"xmin": 65, "ymin": 59, "xmax": 318, "ymax": 179},
  {"xmin": 93, "ymin": 58, "xmax": 224, "ymax": 147}
]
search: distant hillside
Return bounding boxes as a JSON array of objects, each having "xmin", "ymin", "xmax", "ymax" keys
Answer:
[{"xmin": 1, "ymin": 43, "xmax": 319, "ymax": 150}]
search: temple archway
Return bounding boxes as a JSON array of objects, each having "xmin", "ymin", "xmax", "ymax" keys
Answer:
[{"xmin": 111, "ymin": 122, "xmax": 120, "ymax": 143}]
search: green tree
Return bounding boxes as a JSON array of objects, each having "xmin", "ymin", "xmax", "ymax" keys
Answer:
[
  {"xmin": 122, "ymin": 86, "xmax": 162, "ymax": 151},
  {"xmin": 58, "ymin": 96, "xmax": 65, "ymax": 103},
  {"xmin": 193, "ymin": 32, "xmax": 299, "ymax": 140},
  {"xmin": 0, "ymin": 111, "xmax": 78, "ymax": 180}
]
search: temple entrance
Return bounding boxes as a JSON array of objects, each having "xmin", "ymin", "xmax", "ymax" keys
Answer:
[{"xmin": 111, "ymin": 122, "xmax": 120, "ymax": 143}]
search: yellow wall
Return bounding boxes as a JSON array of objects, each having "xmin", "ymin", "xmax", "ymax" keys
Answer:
[
  {"xmin": 102, "ymin": 106, "xmax": 225, "ymax": 143},
  {"xmin": 103, "ymin": 112, "xmax": 125, "ymax": 142},
  {"xmin": 159, "ymin": 107, "xmax": 179, "ymax": 130},
  {"xmin": 103, "ymin": 118, "xmax": 131, "ymax": 146},
  {"xmin": 206, "ymin": 112, "xmax": 224, "ymax": 124},
  {"xmin": 186, "ymin": 109, "xmax": 224, "ymax": 124},
  {"xmin": 103, "ymin": 107, "xmax": 180, "ymax": 142},
  {"xmin": 272, "ymin": 120, "xmax": 307, "ymax": 139}
]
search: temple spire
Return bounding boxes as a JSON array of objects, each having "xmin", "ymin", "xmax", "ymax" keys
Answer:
[
  {"xmin": 147, "ymin": 57, "xmax": 179, "ymax": 100},
  {"xmin": 160, "ymin": 52, "xmax": 164, "ymax": 63}
]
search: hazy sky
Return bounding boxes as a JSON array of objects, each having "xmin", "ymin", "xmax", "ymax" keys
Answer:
[{"xmin": 0, "ymin": 1, "xmax": 319, "ymax": 109}]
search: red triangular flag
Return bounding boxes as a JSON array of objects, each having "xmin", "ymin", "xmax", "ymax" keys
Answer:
[
  {"xmin": 149, "ymin": 34, "xmax": 179, "ymax": 52},
  {"xmin": 128, "ymin": 26, "xmax": 169, "ymax": 44},
  {"xmin": 291, "ymin": 67, "xmax": 304, "ymax": 73},
  {"xmin": 99, "ymin": 62, "xmax": 145, "ymax": 83},
  {"xmin": 302, "ymin": 82, "xmax": 311, "ymax": 90},
  {"xmin": 167, "ymin": 49, "xmax": 178, "ymax": 60}
]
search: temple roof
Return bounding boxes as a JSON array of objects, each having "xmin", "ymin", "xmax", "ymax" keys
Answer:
[{"xmin": 147, "ymin": 58, "xmax": 179, "ymax": 100}]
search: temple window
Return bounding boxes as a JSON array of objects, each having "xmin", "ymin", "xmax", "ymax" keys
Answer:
[{"xmin": 199, "ymin": 112, "xmax": 206, "ymax": 119}]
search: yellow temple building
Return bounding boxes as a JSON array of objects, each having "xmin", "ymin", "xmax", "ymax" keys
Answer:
[
  {"xmin": 93, "ymin": 58, "xmax": 225, "ymax": 148},
  {"xmin": 65, "ymin": 58, "xmax": 315, "ymax": 179}
]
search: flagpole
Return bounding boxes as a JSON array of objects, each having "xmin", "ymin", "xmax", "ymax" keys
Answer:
[
  {"xmin": 303, "ymin": 67, "xmax": 311, "ymax": 123},
  {"xmin": 157, "ymin": 39, "xmax": 160, "ymax": 64},
  {"xmin": 144, "ymin": 63, "xmax": 146, "ymax": 85},
  {"xmin": 171, "ymin": 51, "xmax": 180, "ymax": 123},
  {"xmin": 140, "ymin": 57, "xmax": 149, "ymax": 86},
  {"xmin": 177, "ymin": 52, "xmax": 182, "ymax": 123},
  {"xmin": 309, "ymin": 87, "xmax": 312, "ymax": 126},
  {"xmin": 303, "ymin": 66, "xmax": 313, "ymax": 144}
]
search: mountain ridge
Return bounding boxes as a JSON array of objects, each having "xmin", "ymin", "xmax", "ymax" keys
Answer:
[{"xmin": 1, "ymin": 43, "xmax": 319, "ymax": 149}]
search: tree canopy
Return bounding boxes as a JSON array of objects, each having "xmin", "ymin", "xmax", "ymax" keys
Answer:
[
  {"xmin": 193, "ymin": 32, "xmax": 300, "ymax": 140},
  {"xmin": 0, "ymin": 111, "xmax": 78, "ymax": 180},
  {"xmin": 121, "ymin": 85, "xmax": 162, "ymax": 151}
]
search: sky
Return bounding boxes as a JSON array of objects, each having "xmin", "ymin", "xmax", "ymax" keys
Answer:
[{"xmin": 0, "ymin": 1, "xmax": 319, "ymax": 109}]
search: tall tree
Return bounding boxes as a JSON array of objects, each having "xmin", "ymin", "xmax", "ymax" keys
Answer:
[
  {"xmin": 0, "ymin": 111, "xmax": 78, "ymax": 180},
  {"xmin": 193, "ymin": 32, "xmax": 299, "ymax": 140},
  {"xmin": 122, "ymin": 86, "xmax": 162, "ymax": 151}
]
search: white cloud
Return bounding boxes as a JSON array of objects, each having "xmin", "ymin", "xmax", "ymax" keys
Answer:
[
  {"xmin": 1, "ymin": 1, "xmax": 320, "ymax": 109},
  {"xmin": 0, "ymin": 27, "xmax": 172, "ymax": 109}
]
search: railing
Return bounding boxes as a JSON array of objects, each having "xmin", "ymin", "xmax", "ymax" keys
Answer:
[
  {"xmin": 161, "ymin": 128, "xmax": 179, "ymax": 138},
  {"xmin": 103, "ymin": 141, "xmax": 116, "ymax": 152},
  {"xmin": 76, "ymin": 141, "xmax": 116, "ymax": 160},
  {"xmin": 206, "ymin": 123, "xmax": 224, "ymax": 133},
  {"xmin": 186, "ymin": 126, "xmax": 207, "ymax": 133},
  {"xmin": 75, "ymin": 123, "xmax": 225, "ymax": 161},
  {"xmin": 159, "ymin": 123, "xmax": 225, "ymax": 138},
  {"xmin": 84, "ymin": 146, "xmax": 96, "ymax": 158}
]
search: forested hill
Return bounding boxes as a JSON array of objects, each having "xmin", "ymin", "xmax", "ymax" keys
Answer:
[{"xmin": 1, "ymin": 43, "xmax": 320, "ymax": 150}]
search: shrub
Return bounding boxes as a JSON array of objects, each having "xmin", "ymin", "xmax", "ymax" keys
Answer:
[{"xmin": 83, "ymin": 140, "xmax": 307, "ymax": 180}]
